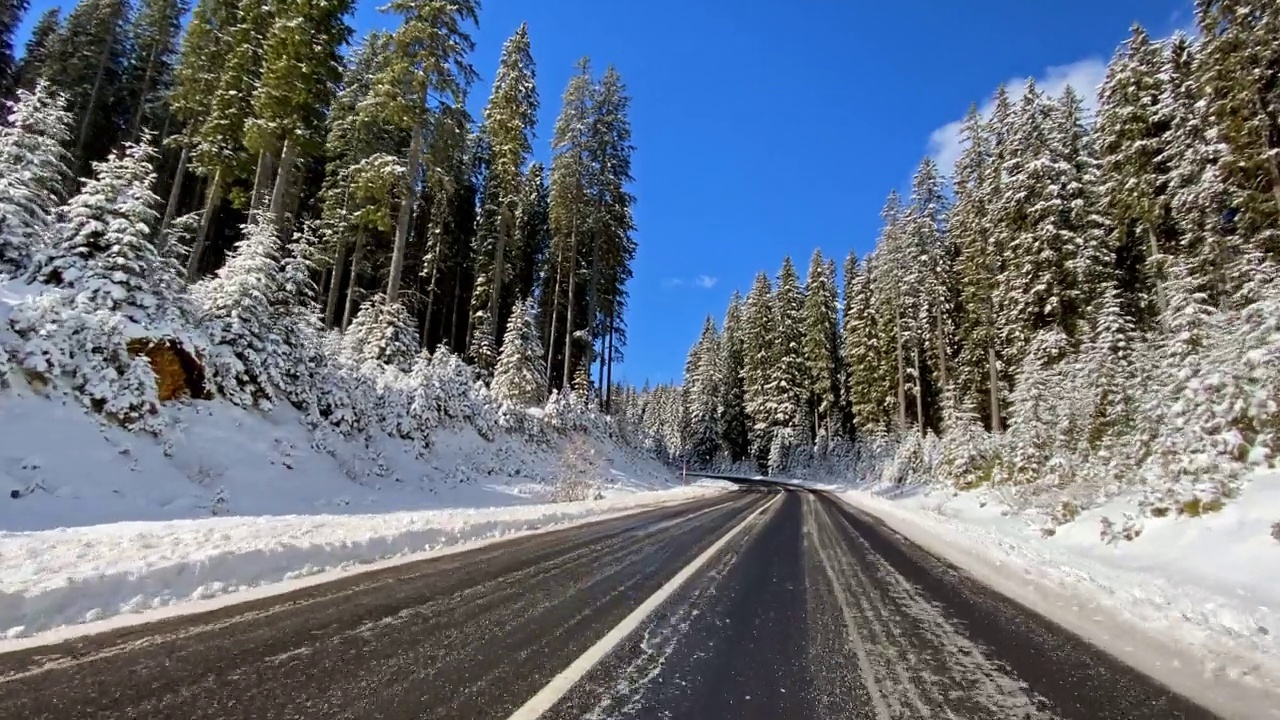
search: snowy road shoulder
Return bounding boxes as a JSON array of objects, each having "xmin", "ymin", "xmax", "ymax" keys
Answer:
[
  {"xmin": 0, "ymin": 484, "xmax": 728, "ymax": 646},
  {"xmin": 830, "ymin": 480, "xmax": 1280, "ymax": 720}
]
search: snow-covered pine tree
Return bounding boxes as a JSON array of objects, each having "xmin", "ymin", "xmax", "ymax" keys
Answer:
[
  {"xmin": 470, "ymin": 23, "xmax": 538, "ymax": 359},
  {"xmin": 682, "ymin": 314, "xmax": 721, "ymax": 466},
  {"xmin": 343, "ymin": 293, "xmax": 421, "ymax": 371},
  {"xmin": 767, "ymin": 256, "xmax": 809, "ymax": 468},
  {"xmin": 195, "ymin": 216, "xmax": 286, "ymax": 408},
  {"xmin": 717, "ymin": 291, "xmax": 750, "ymax": 462},
  {"xmin": 0, "ymin": 81, "xmax": 72, "ymax": 275},
  {"xmin": 37, "ymin": 138, "xmax": 186, "ymax": 327},
  {"xmin": 801, "ymin": 249, "xmax": 839, "ymax": 445},
  {"xmin": 741, "ymin": 271, "xmax": 775, "ymax": 464},
  {"xmin": 373, "ymin": 0, "xmax": 479, "ymax": 303},
  {"xmin": 1095, "ymin": 25, "xmax": 1173, "ymax": 327},
  {"xmin": 952, "ymin": 100, "xmax": 1006, "ymax": 431},
  {"xmin": 1194, "ymin": 0, "xmax": 1280, "ymax": 257},
  {"xmin": 491, "ymin": 296, "xmax": 547, "ymax": 408},
  {"xmin": 247, "ymin": 0, "xmax": 353, "ymax": 223},
  {"xmin": 544, "ymin": 59, "xmax": 594, "ymax": 391}
]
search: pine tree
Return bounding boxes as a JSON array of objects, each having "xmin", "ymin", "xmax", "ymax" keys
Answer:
[
  {"xmin": 14, "ymin": 8, "xmax": 60, "ymax": 92},
  {"xmin": 682, "ymin": 314, "xmax": 721, "ymax": 466},
  {"xmin": 717, "ymin": 291, "xmax": 750, "ymax": 462},
  {"xmin": 42, "ymin": 0, "xmax": 131, "ymax": 170},
  {"xmin": 1095, "ymin": 25, "xmax": 1173, "ymax": 326},
  {"xmin": 247, "ymin": 0, "xmax": 353, "ymax": 223},
  {"xmin": 545, "ymin": 59, "xmax": 594, "ymax": 391},
  {"xmin": 185, "ymin": 0, "xmax": 276, "ymax": 279},
  {"xmin": 1195, "ymin": 0, "xmax": 1280, "ymax": 256},
  {"xmin": 0, "ymin": 0, "xmax": 29, "ymax": 98},
  {"xmin": 123, "ymin": 0, "xmax": 187, "ymax": 142},
  {"xmin": 470, "ymin": 23, "xmax": 537, "ymax": 359},
  {"xmin": 373, "ymin": 0, "xmax": 479, "ymax": 304},
  {"xmin": 492, "ymin": 296, "xmax": 547, "ymax": 407},
  {"xmin": 741, "ymin": 271, "xmax": 775, "ymax": 464},
  {"xmin": 63, "ymin": 140, "xmax": 183, "ymax": 326},
  {"xmin": 768, "ymin": 256, "xmax": 809, "ymax": 460},
  {"xmin": 585, "ymin": 66, "xmax": 637, "ymax": 407},
  {"xmin": 0, "ymin": 82, "xmax": 73, "ymax": 274},
  {"xmin": 801, "ymin": 248, "xmax": 839, "ymax": 442}
]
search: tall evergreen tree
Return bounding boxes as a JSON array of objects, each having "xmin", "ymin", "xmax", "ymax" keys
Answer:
[
  {"xmin": 470, "ymin": 23, "xmax": 537, "ymax": 368},
  {"xmin": 248, "ymin": 0, "xmax": 353, "ymax": 224},
  {"xmin": 741, "ymin": 271, "xmax": 775, "ymax": 464},
  {"xmin": 0, "ymin": 0, "xmax": 29, "ymax": 98},
  {"xmin": 545, "ymin": 59, "xmax": 594, "ymax": 391},
  {"xmin": 717, "ymin": 291, "xmax": 750, "ymax": 462},
  {"xmin": 373, "ymin": 0, "xmax": 479, "ymax": 304},
  {"xmin": 123, "ymin": 0, "xmax": 187, "ymax": 142},
  {"xmin": 801, "ymin": 248, "xmax": 839, "ymax": 442},
  {"xmin": 14, "ymin": 8, "xmax": 60, "ymax": 92},
  {"xmin": 0, "ymin": 82, "xmax": 73, "ymax": 274},
  {"xmin": 42, "ymin": 0, "xmax": 131, "ymax": 171},
  {"xmin": 491, "ymin": 296, "xmax": 547, "ymax": 408}
]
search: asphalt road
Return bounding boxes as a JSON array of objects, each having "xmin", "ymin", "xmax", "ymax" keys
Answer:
[{"xmin": 0, "ymin": 485, "xmax": 1220, "ymax": 719}]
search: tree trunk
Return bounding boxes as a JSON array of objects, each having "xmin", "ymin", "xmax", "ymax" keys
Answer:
[
  {"xmin": 73, "ymin": 24, "xmax": 118, "ymax": 168},
  {"xmin": 268, "ymin": 137, "xmax": 298, "ymax": 222},
  {"xmin": 491, "ymin": 200, "xmax": 512, "ymax": 338},
  {"xmin": 248, "ymin": 146, "xmax": 276, "ymax": 223},
  {"xmin": 987, "ymin": 343, "xmax": 1002, "ymax": 433},
  {"xmin": 545, "ymin": 246, "xmax": 563, "ymax": 383},
  {"xmin": 187, "ymin": 166, "xmax": 224, "ymax": 281},
  {"xmin": 934, "ymin": 304, "xmax": 949, "ymax": 389},
  {"xmin": 342, "ymin": 233, "xmax": 366, "ymax": 330},
  {"xmin": 386, "ymin": 124, "xmax": 424, "ymax": 303},
  {"xmin": 562, "ymin": 225, "xmax": 578, "ymax": 390},
  {"xmin": 325, "ymin": 238, "xmax": 349, "ymax": 327},
  {"xmin": 1147, "ymin": 223, "xmax": 1169, "ymax": 328},
  {"xmin": 451, "ymin": 262, "xmax": 465, "ymax": 352},
  {"xmin": 913, "ymin": 345, "xmax": 925, "ymax": 430},
  {"xmin": 422, "ymin": 244, "xmax": 440, "ymax": 349},
  {"xmin": 894, "ymin": 303, "xmax": 907, "ymax": 429},
  {"xmin": 596, "ymin": 330, "xmax": 606, "ymax": 410},
  {"xmin": 128, "ymin": 39, "xmax": 161, "ymax": 143},
  {"xmin": 157, "ymin": 144, "xmax": 189, "ymax": 248},
  {"xmin": 605, "ymin": 320, "xmax": 615, "ymax": 413}
]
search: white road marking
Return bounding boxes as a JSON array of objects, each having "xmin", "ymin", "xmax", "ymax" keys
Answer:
[{"xmin": 505, "ymin": 492, "xmax": 783, "ymax": 720}]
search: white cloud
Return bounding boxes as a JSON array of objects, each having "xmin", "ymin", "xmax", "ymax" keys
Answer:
[
  {"xmin": 663, "ymin": 275, "xmax": 719, "ymax": 290},
  {"xmin": 927, "ymin": 58, "xmax": 1108, "ymax": 177}
]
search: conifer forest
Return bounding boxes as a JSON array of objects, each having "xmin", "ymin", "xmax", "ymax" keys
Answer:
[
  {"xmin": 0, "ymin": 0, "xmax": 1279, "ymax": 528},
  {"xmin": 630, "ymin": 3, "xmax": 1280, "ymax": 523}
]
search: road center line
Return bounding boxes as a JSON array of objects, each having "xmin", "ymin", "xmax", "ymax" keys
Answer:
[{"xmin": 505, "ymin": 491, "xmax": 784, "ymax": 720}]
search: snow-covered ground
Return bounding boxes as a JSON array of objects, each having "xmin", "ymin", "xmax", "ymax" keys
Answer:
[
  {"xmin": 820, "ymin": 475, "xmax": 1280, "ymax": 718},
  {"xmin": 0, "ymin": 372, "xmax": 724, "ymax": 643}
]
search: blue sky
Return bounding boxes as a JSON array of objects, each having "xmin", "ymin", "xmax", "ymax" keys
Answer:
[{"xmin": 17, "ymin": 0, "xmax": 1196, "ymax": 385}]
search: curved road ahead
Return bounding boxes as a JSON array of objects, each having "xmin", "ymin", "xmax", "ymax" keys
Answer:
[{"xmin": 0, "ymin": 484, "xmax": 1218, "ymax": 719}]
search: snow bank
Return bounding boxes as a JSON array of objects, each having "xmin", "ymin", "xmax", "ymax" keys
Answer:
[
  {"xmin": 0, "ymin": 485, "xmax": 721, "ymax": 642},
  {"xmin": 826, "ymin": 475, "xmax": 1280, "ymax": 718}
]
